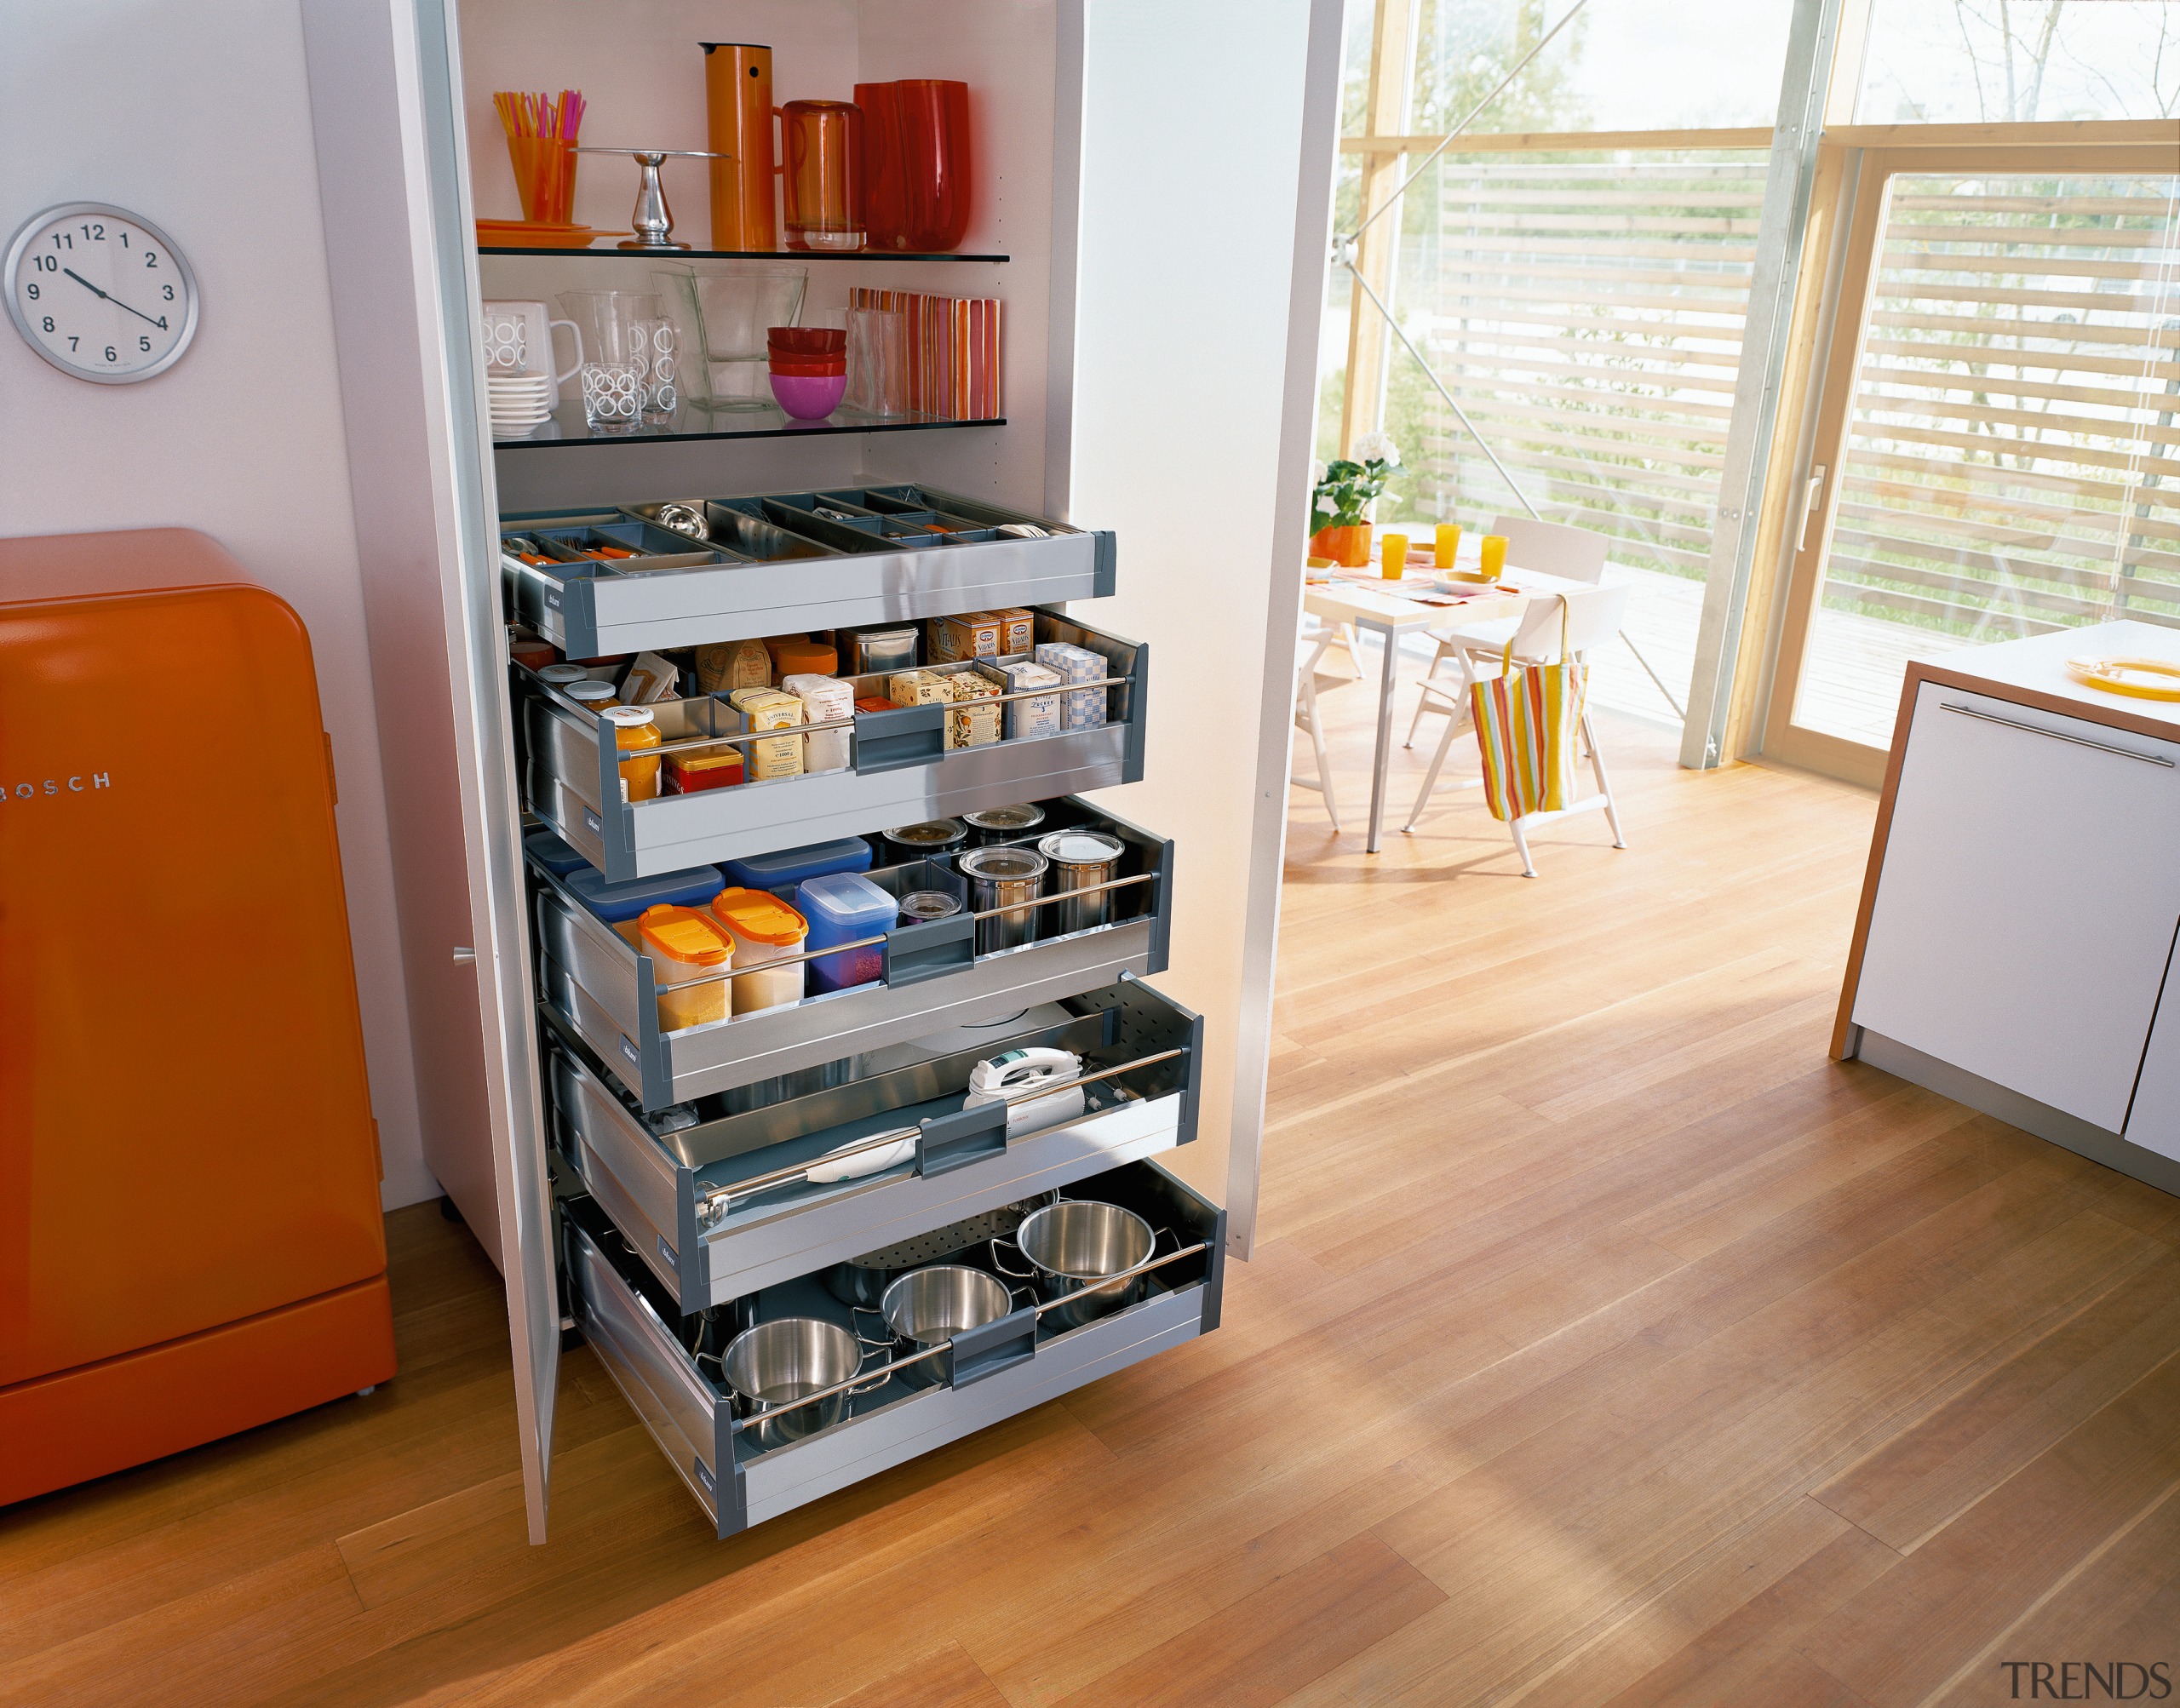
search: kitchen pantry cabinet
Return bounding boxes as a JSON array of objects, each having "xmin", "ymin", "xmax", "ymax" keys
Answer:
[
  {"xmin": 303, "ymin": 0, "xmax": 1257, "ymax": 1542},
  {"xmin": 1836, "ymin": 623, "xmax": 2180, "ymax": 1181}
]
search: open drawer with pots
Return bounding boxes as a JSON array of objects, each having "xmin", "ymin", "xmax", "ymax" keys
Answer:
[
  {"xmin": 548, "ymin": 973, "xmax": 1201, "ymax": 1312},
  {"xmin": 530, "ymin": 796, "xmax": 1173, "ymax": 1111},
  {"xmin": 564, "ymin": 1153, "xmax": 1222, "ymax": 1539},
  {"xmin": 520, "ymin": 611, "xmax": 1147, "ymax": 881},
  {"xmin": 505, "ymin": 484, "xmax": 1116, "ymax": 659}
]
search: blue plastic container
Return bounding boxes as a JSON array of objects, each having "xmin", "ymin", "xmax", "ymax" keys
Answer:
[
  {"xmin": 565, "ymin": 863, "xmax": 723, "ymax": 924},
  {"xmin": 523, "ymin": 829, "xmax": 589, "ymax": 875},
  {"xmin": 719, "ymin": 837, "xmax": 874, "ymax": 894},
  {"xmin": 796, "ymin": 872, "xmax": 899, "ymax": 991}
]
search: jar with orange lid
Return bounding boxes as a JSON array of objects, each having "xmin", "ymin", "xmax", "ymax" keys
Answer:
[
  {"xmin": 605, "ymin": 705, "xmax": 663, "ymax": 801},
  {"xmin": 708, "ymin": 886, "xmax": 808, "ymax": 1014},
  {"xmin": 635, "ymin": 904, "xmax": 733, "ymax": 1029}
]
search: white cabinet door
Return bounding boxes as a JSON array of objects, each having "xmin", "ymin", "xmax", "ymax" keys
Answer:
[
  {"xmin": 2126, "ymin": 945, "xmax": 2180, "ymax": 1161},
  {"xmin": 1853, "ymin": 683, "xmax": 2180, "ymax": 1132}
]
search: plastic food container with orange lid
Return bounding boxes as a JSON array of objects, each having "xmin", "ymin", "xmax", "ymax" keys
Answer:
[
  {"xmin": 636, "ymin": 904, "xmax": 733, "ymax": 1030},
  {"xmin": 605, "ymin": 705, "xmax": 663, "ymax": 800},
  {"xmin": 666, "ymin": 746, "xmax": 745, "ymax": 794},
  {"xmin": 766, "ymin": 636, "xmax": 838, "ymax": 680},
  {"xmin": 708, "ymin": 886, "xmax": 809, "ymax": 1014}
]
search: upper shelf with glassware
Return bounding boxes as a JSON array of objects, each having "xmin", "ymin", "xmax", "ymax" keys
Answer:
[{"xmin": 479, "ymin": 246, "xmax": 1007, "ymax": 263}]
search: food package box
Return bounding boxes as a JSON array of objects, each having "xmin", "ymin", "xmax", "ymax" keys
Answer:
[
  {"xmin": 665, "ymin": 748, "xmax": 745, "ymax": 793},
  {"xmin": 887, "ymin": 668, "xmax": 951, "ymax": 708},
  {"xmin": 620, "ymin": 650, "xmax": 683, "ymax": 705},
  {"xmin": 989, "ymin": 607, "xmax": 1036, "ymax": 657},
  {"xmin": 991, "ymin": 659, "xmax": 1062, "ymax": 741},
  {"xmin": 727, "ymin": 686, "xmax": 805, "ymax": 780},
  {"xmin": 782, "ymin": 672, "xmax": 853, "ymax": 773},
  {"xmin": 944, "ymin": 669, "xmax": 1003, "ymax": 750},
  {"xmin": 930, "ymin": 611, "xmax": 1002, "ymax": 663},
  {"xmin": 697, "ymin": 638, "xmax": 772, "ymax": 695},
  {"xmin": 1035, "ymin": 640, "xmax": 1108, "ymax": 731}
]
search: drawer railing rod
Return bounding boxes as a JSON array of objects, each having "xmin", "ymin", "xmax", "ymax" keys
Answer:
[
  {"xmin": 695, "ymin": 1046, "xmax": 1190, "ymax": 1210},
  {"xmin": 531, "ymin": 678, "xmax": 1129, "ymax": 760},
  {"xmin": 1939, "ymin": 702, "xmax": 2174, "ymax": 767},
  {"xmin": 722, "ymin": 1240, "xmax": 1211, "ymax": 1432},
  {"xmin": 642, "ymin": 874, "xmax": 1161, "ymax": 989}
]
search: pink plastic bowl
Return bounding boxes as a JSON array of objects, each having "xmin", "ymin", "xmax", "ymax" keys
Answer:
[{"xmin": 769, "ymin": 370, "xmax": 848, "ymax": 421}]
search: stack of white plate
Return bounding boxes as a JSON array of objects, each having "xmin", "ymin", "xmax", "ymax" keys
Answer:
[{"xmin": 488, "ymin": 372, "xmax": 553, "ymax": 436}]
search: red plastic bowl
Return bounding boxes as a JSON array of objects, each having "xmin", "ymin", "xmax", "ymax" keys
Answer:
[{"xmin": 766, "ymin": 326, "xmax": 846, "ymax": 355}]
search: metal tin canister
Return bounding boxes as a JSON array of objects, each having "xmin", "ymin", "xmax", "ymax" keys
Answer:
[
  {"xmin": 881, "ymin": 819, "xmax": 966, "ymax": 860},
  {"xmin": 958, "ymin": 845, "xmax": 1049, "ymax": 953},
  {"xmin": 1036, "ymin": 828, "xmax": 1126, "ymax": 934},
  {"xmin": 962, "ymin": 803, "xmax": 1047, "ymax": 845}
]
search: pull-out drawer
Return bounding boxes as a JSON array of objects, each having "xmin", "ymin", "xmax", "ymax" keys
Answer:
[
  {"xmin": 531, "ymin": 796, "xmax": 1173, "ymax": 1110},
  {"xmin": 507, "ymin": 484, "xmax": 1116, "ymax": 658},
  {"xmin": 548, "ymin": 974, "xmax": 1202, "ymax": 1311},
  {"xmin": 565, "ymin": 1155, "xmax": 1223, "ymax": 1539},
  {"xmin": 522, "ymin": 610, "xmax": 1146, "ymax": 881}
]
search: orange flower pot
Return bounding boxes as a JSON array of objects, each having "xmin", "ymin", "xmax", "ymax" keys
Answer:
[{"xmin": 1310, "ymin": 524, "xmax": 1371, "ymax": 569}]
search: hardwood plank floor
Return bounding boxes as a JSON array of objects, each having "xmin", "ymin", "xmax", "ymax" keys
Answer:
[{"xmin": 5, "ymin": 662, "xmax": 2176, "ymax": 1705}]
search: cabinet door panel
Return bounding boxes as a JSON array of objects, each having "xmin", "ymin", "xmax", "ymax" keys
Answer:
[
  {"xmin": 2125, "ymin": 944, "xmax": 2180, "ymax": 1161},
  {"xmin": 1853, "ymin": 684, "xmax": 2180, "ymax": 1131}
]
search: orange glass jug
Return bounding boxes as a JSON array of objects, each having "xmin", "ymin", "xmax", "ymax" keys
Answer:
[{"xmin": 777, "ymin": 100, "xmax": 864, "ymax": 251}]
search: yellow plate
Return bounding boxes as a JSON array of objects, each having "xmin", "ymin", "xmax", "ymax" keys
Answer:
[{"xmin": 2065, "ymin": 655, "xmax": 2180, "ymax": 701}]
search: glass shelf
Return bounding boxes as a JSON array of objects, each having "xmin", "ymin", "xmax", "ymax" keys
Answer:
[
  {"xmin": 478, "ymin": 245, "xmax": 1007, "ymax": 263},
  {"xmin": 492, "ymin": 400, "xmax": 1004, "ymax": 449}
]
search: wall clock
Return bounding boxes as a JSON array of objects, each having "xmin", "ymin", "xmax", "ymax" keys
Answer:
[{"xmin": 5, "ymin": 203, "xmax": 199, "ymax": 383}]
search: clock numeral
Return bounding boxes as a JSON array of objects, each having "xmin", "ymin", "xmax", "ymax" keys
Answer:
[
  {"xmin": 120, "ymin": 232, "xmax": 129, "ymax": 249},
  {"xmin": 161, "ymin": 284, "xmax": 173, "ymax": 301},
  {"xmin": 138, "ymin": 335, "xmax": 151, "ymax": 352},
  {"xmin": 81, "ymin": 223, "xmax": 104, "ymax": 241},
  {"xmin": 144, "ymin": 252, "xmax": 158, "ymax": 268},
  {"xmin": 32, "ymin": 255, "xmax": 55, "ymax": 272},
  {"xmin": 42, "ymin": 317, "xmax": 54, "ymax": 333},
  {"xmin": 67, "ymin": 336, "xmax": 78, "ymax": 351},
  {"xmin": 24, "ymin": 282, "xmax": 37, "ymax": 300},
  {"xmin": 105, "ymin": 346, "xmax": 117, "ymax": 363},
  {"xmin": 156, "ymin": 317, "xmax": 167, "ymax": 330},
  {"xmin": 49, "ymin": 232, "xmax": 72, "ymax": 250}
]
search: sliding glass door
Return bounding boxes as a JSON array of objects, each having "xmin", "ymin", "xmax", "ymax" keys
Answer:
[{"xmin": 1763, "ymin": 148, "xmax": 2180, "ymax": 782}]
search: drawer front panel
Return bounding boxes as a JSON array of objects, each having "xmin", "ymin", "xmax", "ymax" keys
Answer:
[{"xmin": 1855, "ymin": 683, "xmax": 2180, "ymax": 1130}]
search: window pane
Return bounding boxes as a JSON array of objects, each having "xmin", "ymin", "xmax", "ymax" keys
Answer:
[
  {"xmin": 1856, "ymin": 0, "xmax": 2180, "ymax": 123},
  {"xmin": 1793, "ymin": 171, "xmax": 2180, "ymax": 748}
]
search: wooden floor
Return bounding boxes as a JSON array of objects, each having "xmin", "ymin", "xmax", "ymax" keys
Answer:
[{"xmin": 9, "ymin": 663, "xmax": 2180, "ymax": 1706}]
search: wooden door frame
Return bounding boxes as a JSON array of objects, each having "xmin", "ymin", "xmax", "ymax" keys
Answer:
[{"xmin": 1753, "ymin": 137, "xmax": 2180, "ymax": 785}]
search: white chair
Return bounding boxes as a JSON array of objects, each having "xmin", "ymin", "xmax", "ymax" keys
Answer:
[
  {"xmin": 1304, "ymin": 611, "xmax": 1365, "ymax": 679},
  {"xmin": 1405, "ymin": 515, "xmax": 1608, "ymax": 748},
  {"xmin": 1291, "ymin": 625, "xmax": 1342, "ymax": 831},
  {"xmin": 1403, "ymin": 583, "xmax": 1630, "ymax": 877}
]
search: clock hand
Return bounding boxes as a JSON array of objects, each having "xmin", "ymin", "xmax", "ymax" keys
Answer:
[{"xmin": 62, "ymin": 266, "xmax": 164, "ymax": 330}]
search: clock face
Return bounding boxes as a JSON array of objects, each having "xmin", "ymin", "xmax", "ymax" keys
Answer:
[{"xmin": 5, "ymin": 203, "xmax": 198, "ymax": 383}]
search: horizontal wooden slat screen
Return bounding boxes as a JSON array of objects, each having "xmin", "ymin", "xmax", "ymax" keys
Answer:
[
  {"xmin": 1816, "ymin": 170, "xmax": 2180, "ymax": 644},
  {"xmin": 1408, "ymin": 153, "xmax": 1770, "ymax": 584}
]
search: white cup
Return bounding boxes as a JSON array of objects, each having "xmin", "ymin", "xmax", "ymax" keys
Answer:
[{"xmin": 480, "ymin": 300, "xmax": 582, "ymax": 405}]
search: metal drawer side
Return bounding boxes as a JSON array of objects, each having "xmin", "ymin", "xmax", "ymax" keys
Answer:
[{"xmin": 550, "ymin": 1048, "xmax": 697, "ymax": 1304}]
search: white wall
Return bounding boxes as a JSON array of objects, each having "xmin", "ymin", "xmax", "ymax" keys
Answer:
[
  {"xmin": 1072, "ymin": 0, "xmax": 1321, "ymax": 1211},
  {"xmin": 0, "ymin": 0, "xmax": 434, "ymax": 1209}
]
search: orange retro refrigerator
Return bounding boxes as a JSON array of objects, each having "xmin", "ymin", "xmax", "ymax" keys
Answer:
[{"xmin": 0, "ymin": 546, "xmax": 396, "ymax": 1505}]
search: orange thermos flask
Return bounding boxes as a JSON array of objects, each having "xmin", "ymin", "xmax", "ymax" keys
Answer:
[{"xmin": 703, "ymin": 42, "xmax": 777, "ymax": 250}]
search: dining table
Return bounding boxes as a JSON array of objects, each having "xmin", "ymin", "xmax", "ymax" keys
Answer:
[{"xmin": 1302, "ymin": 561, "xmax": 1587, "ymax": 853}]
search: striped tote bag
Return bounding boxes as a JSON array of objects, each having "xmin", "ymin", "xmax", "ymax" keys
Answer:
[{"xmin": 1470, "ymin": 601, "xmax": 1586, "ymax": 822}]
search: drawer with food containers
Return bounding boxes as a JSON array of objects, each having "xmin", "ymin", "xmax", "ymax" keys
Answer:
[
  {"xmin": 543, "ymin": 971, "xmax": 1201, "ymax": 1314},
  {"xmin": 525, "ymin": 794, "xmax": 1173, "ymax": 1112},
  {"xmin": 502, "ymin": 484, "xmax": 1116, "ymax": 659},
  {"xmin": 563, "ymin": 1150, "xmax": 1222, "ymax": 1539},
  {"xmin": 513, "ymin": 609, "xmax": 1145, "ymax": 881}
]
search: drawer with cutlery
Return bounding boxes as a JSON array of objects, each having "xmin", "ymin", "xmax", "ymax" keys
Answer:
[
  {"xmin": 564, "ymin": 1153, "xmax": 1222, "ymax": 1539},
  {"xmin": 518, "ymin": 610, "xmax": 1147, "ymax": 881},
  {"xmin": 546, "ymin": 972, "xmax": 1201, "ymax": 1312},
  {"xmin": 504, "ymin": 484, "xmax": 1115, "ymax": 658},
  {"xmin": 527, "ymin": 795, "xmax": 1172, "ymax": 1111}
]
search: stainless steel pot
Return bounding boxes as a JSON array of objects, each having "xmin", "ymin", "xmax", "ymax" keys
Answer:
[
  {"xmin": 719, "ymin": 1316, "xmax": 869, "ymax": 1447},
  {"xmin": 1036, "ymin": 828, "xmax": 1126, "ymax": 934},
  {"xmin": 959, "ymin": 844, "xmax": 1048, "ymax": 954},
  {"xmin": 995, "ymin": 1199, "xmax": 1157, "ymax": 1331},
  {"xmin": 861, "ymin": 1264, "xmax": 1018, "ymax": 1390}
]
